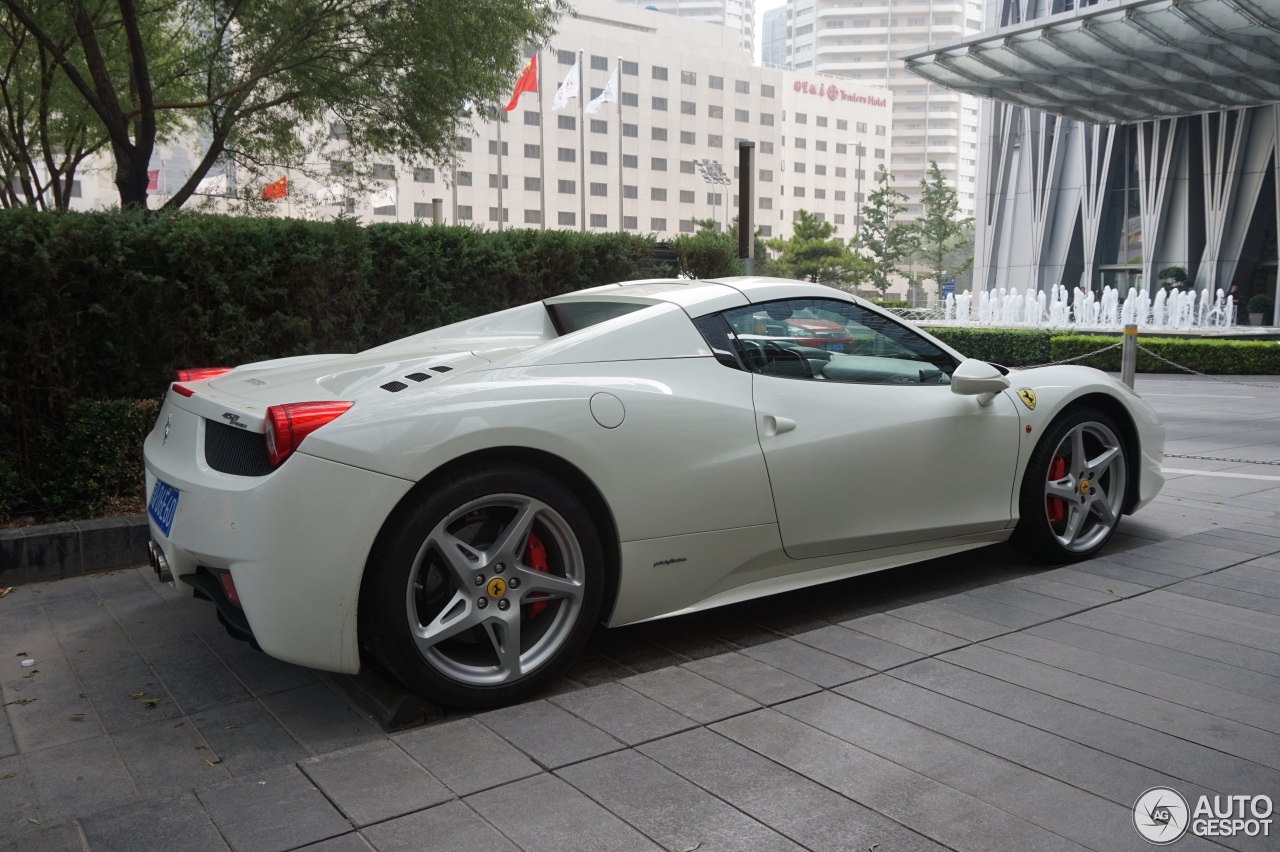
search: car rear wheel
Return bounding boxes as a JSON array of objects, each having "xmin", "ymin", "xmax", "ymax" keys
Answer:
[
  {"xmin": 1012, "ymin": 407, "xmax": 1128, "ymax": 563},
  {"xmin": 361, "ymin": 464, "xmax": 603, "ymax": 708}
]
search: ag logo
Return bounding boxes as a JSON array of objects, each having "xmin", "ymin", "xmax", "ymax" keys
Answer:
[
  {"xmin": 1017, "ymin": 388, "xmax": 1037, "ymax": 410},
  {"xmin": 1134, "ymin": 787, "xmax": 1190, "ymax": 844},
  {"xmin": 486, "ymin": 578, "xmax": 507, "ymax": 599}
]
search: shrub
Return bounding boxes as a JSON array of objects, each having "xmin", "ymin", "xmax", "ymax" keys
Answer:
[
  {"xmin": 922, "ymin": 327, "xmax": 1054, "ymax": 367},
  {"xmin": 1247, "ymin": 293, "xmax": 1274, "ymax": 317},
  {"xmin": 1049, "ymin": 335, "xmax": 1280, "ymax": 374},
  {"xmin": 670, "ymin": 231, "xmax": 743, "ymax": 279}
]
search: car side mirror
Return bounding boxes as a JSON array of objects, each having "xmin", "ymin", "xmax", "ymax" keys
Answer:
[{"xmin": 951, "ymin": 359, "xmax": 1010, "ymax": 407}]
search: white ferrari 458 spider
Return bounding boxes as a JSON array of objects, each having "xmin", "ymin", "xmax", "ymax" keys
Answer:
[{"xmin": 144, "ymin": 277, "xmax": 1164, "ymax": 707}]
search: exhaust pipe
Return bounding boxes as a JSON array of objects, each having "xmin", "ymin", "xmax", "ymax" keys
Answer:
[{"xmin": 147, "ymin": 540, "xmax": 173, "ymax": 583}]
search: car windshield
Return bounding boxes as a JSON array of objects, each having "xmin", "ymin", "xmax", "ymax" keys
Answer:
[{"xmin": 546, "ymin": 301, "xmax": 648, "ymax": 335}]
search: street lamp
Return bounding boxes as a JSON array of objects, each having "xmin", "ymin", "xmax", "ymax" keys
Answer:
[
  {"xmin": 848, "ymin": 141, "xmax": 866, "ymax": 244},
  {"xmin": 694, "ymin": 159, "xmax": 731, "ymax": 232}
]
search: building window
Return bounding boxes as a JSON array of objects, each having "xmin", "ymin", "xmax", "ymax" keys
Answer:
[
  {"xmin": 835, "ymin": 166, "xmax": 847, "ymax": 178},
  {"xmin": 623, "ymin": 154, "xmax": 638, "ymax": 168},
  {"xmin": 836, "ymin": 119, "xmax": 848, "ymax": 131},
  {"xmin": 835, "ymin": 190, "xmax": 846, "ymax": 201},
  {"xmin": 591, "ymin": 55, "xmax": 608, "ymax": 70},
  {"xmin": 457, "ymin": 171, "xmax": 472, "ymax": 186},
  {"xmin": 622, "ymin": 123, "xmax": 638, "ymax": 138},
  {"xmin": 413, "ymin": 202, "xmax": 432, "ymax": 218},
  {"xmin": 706, "ymin": 191, "xmax": 722, "ymax": 205},
  {"xmin": 622, "ymin": 60, "xmax": 638, "ymax": 76},
  {"xmin": 651, "ymin": 217, "xmax": 667, "ymax": 231},
  {"xmin": 679, "ymin": 219, "xmax": 696, "ymax": 233},
  {"xmin": 834, "ymin": 213, "xmax": 845, "ymax": 225},
  {"xmin": 590, "ymin": 182, "xmax": 608, "ymax": 197},
  {"xmin": 760, "ymin": 113, "xmax": 774, "ymax": 126},
  {"xmin": 680, "ymin": 189, "xmax": 695, "ymax": 203},
  {"xmin": 457, "ymin": 137, "xmax": 472, "ymax": 152},
  {"xmin": 558, "ymin": 115, "xmax": 576, "ymax": 130},
  {"xmin": 735, "ymin": 109, "xmax": 748, "ymax": 122},
  {"xmin": 815, "ymin": 140, "xmax": 827, "ymax": 152},
  {"xmin": 524, "ymin": 176, "xmax": 541, "ymax": 191},
  {"xmin": 372, "ymin": 202, "xmax": 396, "ymax": 216},
  {"xmin": 330, "ymin": 121, "xmax": 348, "ymax": 139},
  {"xmin": 557, "ymin": 50, "xmax": 575, "ymax": 65},
  {"xmin": 558, "ymin": 179, "xmax": 575, "ymax": 194},
  {"xmin": 558, "ymin": 148, "xmax": 575, "ymax": 163},
  {"xmin": 622, "ymin": 92, "xmax": 638, "ymax": 107},
  {"xmin": 815, "ymin": 165, "xmax": 827, "ymax": 176},
  {"xmin": 525, "ymin": 111, "xmax": 540, "ymax": 126},
  {"xmin": 590, "ymin": 213, "xmax": 607, "ymax": 227},
  {"xmin": 680, "ymin": 160, "xmax": 696, "ymax": 175},
  {"xmin": 524, "ymin": 144, "xmax": 540, "ymax": 158},
  {"xmin": 652, "ymin": 127, "xmax": 668, "ymax": 141},
  {"xmin": 330, "ymin": 160, "xmax": 353, "ymax": 176},
  {"xmin": 836, "ymin": 143, "xmax": 848, "ymax": 155},
  {"xmin": 759, "ymin": 225, "xmax": 772, "ymax": 237},
  {"xmin": 525, "ymin": 209, "xmax": 542, "ymax": 224},
  {"xmin": 795, "ymin": 137, "xmax": 807, "ymax": 149},
  {"xmin": 707, "ymin": 134, "xmax": 722, "ymax": 148},
  {"xmin": 681, "ymin": 70, "xmax": 697, "ymax": 85},
  {"xmin": 652, "ymin": 157, "xmax": 667, "ymax": 171},
  {"xmin": 794, "ymin": 162, "xmax": 806, "ymax": 174},
  {"xmin": 735, "ymin": 80, "xmax": 750, "ymax": 94},
  {"xmin": 761, "ymin": 84, "xmax": 775, "ymax": 98},
  {"xmin": 591, "ymin": 119, "xmax": 608, "ymax": 134},
  {"xmin": 815, "ymin": 188, "xmax": 826, "ymax": 199},
  {"xmin": 590, "ymin": 151, "xmax": 608, "ymax": 165},
  {"xmin": 413, "ymin": 167, "xmax": 434, "ymax": 183},
  {"xmin": 680, "ymin": 130, "xmax": 696, "ymax": 144},
  {"xmin": 623, "ymin": 215, "xmax": 637, "ymax": 230},
  {"xmin": 876, "ymin": 125, "xmax": 886, "ymax": 136},
  {"xmin": 709, "ymin": 105, "xmax": 723, "ymax": 119},
  {"xmin": 709, "ymin": 75, "xmax": 724, "ymax": 89},
  {"xmin": 652, "ymin": 65, "xmax": 668, "ymax": 80},
  {"xmin": 558, "ymin": 211, "xmax": 576, "ymax": 226},
  {"xmin": 794, "ymin": 186, "xmax": 805, "ymax": 197},
  {"xmin": 623, "ymin": 185, "xmax": 638, "ymax": 199},
  {"xmin": 759, "ymin": 169, "xmax": 773, "ymax": 182},
  {"xmin": 681, "ymin": 101, "xmax": 696, "ymax": 115},
  {"xmin": 760, "ymin": 141, "xmax": 774, "ymax": 155},
  {"xmin": 488, "ymin": 174, "xmax": 509, "ymax": 189},
  {"xmin": 652, "ymin": 96, "xmax": 668, "ymax": 111},
  {"xmin": 759, "ymin": 197, "xmax": 773, "ymax": 210},
  {"xmin": 795, "ymin": 112, "xmax": 807, "ymax": 125},
  {"xmin": 857, "ymin": 122, "xmax": 868, "ymax": 133},
  {"xmin": 487, "ymin": 141, "xmax": 508, "ymax": 156},
  {"xmin": 651, "ymin": 187, "xmax": 667, "ymax": 201},
  {"xmin": 875, "ymin": 148, "xmax": 885, "ymax": 159},
  {"xmin": 816, "ymin": 116, "xmax": 828, "ymax": 128}
]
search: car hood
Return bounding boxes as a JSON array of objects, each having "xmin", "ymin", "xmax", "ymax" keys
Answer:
[{"xmin": 201, "ymin": 338, "xmax": 542, "ymax": 406}]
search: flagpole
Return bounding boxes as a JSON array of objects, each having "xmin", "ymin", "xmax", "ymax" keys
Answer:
[
  {"xmin": 286, "ymin": 165, "xmax": 291, "ymax": 218},
  {"xmin": 577, "ymin": 49, "xmax": 585, "ymax": 233},
  {"xmin": 496, "ymin": 114, "xmax": 504, "ymax": 232},
  {"xmin": 617, "ymin": 55, "xmax": 623, "ymax": 231},
  {"xmin": 537, "ymin": 55, "xmax": 547, "ymax": 228}
]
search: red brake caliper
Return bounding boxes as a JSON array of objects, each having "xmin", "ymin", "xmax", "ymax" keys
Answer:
[
  {"xmin": 1046, "ymin": 455, "xmax": 1067, "ymax": 527},
  {"xmin": 525, "ymin": 533, "xmax": 550, "ymax": 620}
]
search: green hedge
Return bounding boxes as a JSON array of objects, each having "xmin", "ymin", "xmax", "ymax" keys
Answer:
[
  {"xmin": 0, "ymin": 209, "xmax": 658, "ymax": 521},
  {"xmin": 924, "ymin": 326, "xmax": 1280, "ymax": 373}
]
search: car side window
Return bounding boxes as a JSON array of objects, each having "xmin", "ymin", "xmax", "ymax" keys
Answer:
[{"xmin": 720, "ymin": 298, "xmax": 957, "ymax": 385}]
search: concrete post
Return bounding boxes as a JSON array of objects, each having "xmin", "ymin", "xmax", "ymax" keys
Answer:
[{"xmin": 1121, "ymin": 324, "xmax": 1138, "ymax": 388}]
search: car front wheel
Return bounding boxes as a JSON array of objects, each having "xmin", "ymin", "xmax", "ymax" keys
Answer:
[
  {"xmin": 1012, "ymin": 407, "xmax": 1129, "ymax": 563},
  {"xmin": 361, "ymin": 464, "xmax": 603, "ymax": 708}
]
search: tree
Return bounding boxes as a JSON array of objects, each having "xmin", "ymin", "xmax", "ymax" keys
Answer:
[
  {"xmin": 2, "ymin": 0, "xmax": 564, "ymax": 210},
  {"xmin": 0, "ymin": 8, "xmax": 109, "ymax": 210},
  {"xmin": 672, "ymin": 219, "xmax": 743, "ymax": 278},
  {"xmin": 913, "ymin": 160, "xmax": 973, "ymax": 294},
  {"xmin": 856, "ymin": 164, "xmax": 916, "ymax": 298},
  {"xmin": 767, "ymin": 210, "xmax": 868, "ymax": 289}
]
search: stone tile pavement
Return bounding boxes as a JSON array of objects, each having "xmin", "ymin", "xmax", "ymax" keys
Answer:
[{"xmin": 2, "ymin": 373, "xmax": 1279, "ymax": 851}]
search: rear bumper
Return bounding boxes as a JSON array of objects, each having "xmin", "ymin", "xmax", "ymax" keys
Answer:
[{"xmin": 144, "ymin": 397, "xmax": 413, "ymax": 674}]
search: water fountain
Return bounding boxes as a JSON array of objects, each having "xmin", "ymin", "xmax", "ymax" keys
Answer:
[{"xmin": 943, "ymin": 284, "xmax": 1236, "ymax": 330}]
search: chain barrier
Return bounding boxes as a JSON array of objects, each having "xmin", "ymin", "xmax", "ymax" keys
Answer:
[
  {"xmin": 1164, "ymin": 453, "xmax": 1280, "ymax": 467},
  {"xmin": 1133, "ymin": 344, "xmax": 1280, "ymax": 390},
  {"xmin": 1018, "ymin": 342, "xmax": 1123, "ymax": 369}
]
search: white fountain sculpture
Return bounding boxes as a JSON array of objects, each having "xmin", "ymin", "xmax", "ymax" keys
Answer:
[
  {"xmin": 956, "ymin": 289, "xmax": 972, "ymax": 324},
  {"xmin": 1152, "ymin": 287, "xmax": 1168, "ymax": 328},
  {"xmin": 944, "ymin": 292, "xmax": 955, "ymax": 322},
  {"xmin": 944, "ymin": 280, "xmax": 1235, "ymax": 330}
]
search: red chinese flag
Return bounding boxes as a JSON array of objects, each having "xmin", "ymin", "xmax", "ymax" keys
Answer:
[
  {"xmin": 503, "ymin": 54, "xmax": 538, "ymax": 112},
  {"xmin": 261, "ymin": 176, "xmax": 288, "ymax": 200},
  {"xmin": 146, "ymin": 169, "xmax": 159, "ymax": 190}
]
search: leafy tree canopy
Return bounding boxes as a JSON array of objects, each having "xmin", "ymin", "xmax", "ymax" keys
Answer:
[
  {"xmin": 913, "ymin": 160, "xmax": 973, "ymax": 290},
  {"xmin": 1, "ymin": 0, "xmax": 564, "ymax": 210},
  {"xmin": 768, "ymin": 209, "xmax": 868, "ymax": 290},
  {"xmin": 856, "ymin": 164, "xmax": 916, "ymax": 297}
]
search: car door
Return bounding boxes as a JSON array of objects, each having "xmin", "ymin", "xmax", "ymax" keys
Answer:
[{"xmin": 721, "ymin": 297, "xmax": 1023, "ymax": 561}]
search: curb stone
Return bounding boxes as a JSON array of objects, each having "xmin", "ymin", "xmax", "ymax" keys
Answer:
[{"xmin": 0, "ymin": 514, "xmax": 148, "ymax": 586}]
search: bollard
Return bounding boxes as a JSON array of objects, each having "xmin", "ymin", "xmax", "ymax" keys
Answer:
[{"xmin": 1121, "ymin": 324, "xmax": 1138, "ymax": 388}]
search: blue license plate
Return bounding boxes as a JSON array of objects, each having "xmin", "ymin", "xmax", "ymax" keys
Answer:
[
  {"xmin": 825, "ymin": 343, "xmax": 845, "ymax": 352},
  {"xmin": 148, "ymin": 479, "xmax": 180, "ymax": 537}
]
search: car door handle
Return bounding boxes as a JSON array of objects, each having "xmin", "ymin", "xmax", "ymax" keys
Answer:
[{"xmin": 763, "ymin": 415, "xmax": 797, "ymax": 437}]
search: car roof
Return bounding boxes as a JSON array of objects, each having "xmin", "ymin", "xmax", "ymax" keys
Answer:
[{"xmin": 546, "ymin": 276, "xmax": 859, "ymax": 317}]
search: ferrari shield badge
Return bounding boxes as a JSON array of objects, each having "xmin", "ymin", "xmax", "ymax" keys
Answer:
[{"xmin": 1017, "ymin": 388, "xmax": 1037, "ymax": 410}]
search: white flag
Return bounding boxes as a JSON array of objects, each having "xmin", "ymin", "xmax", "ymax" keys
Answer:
[
  {"xmin": 368, "ymin": 181, "xmax": 396, "ymax": 208},
  {"xmin": 552, "ymin": 58, "xmax": 579, "ymax": 111},
  {"xmin": 316, "ymin": 183, "xmax": 346, "ymax": 204},
  {"xmin": 585, "ymin": 68, "xmax": 618, "ymax": 114},
  {"xmin": 195, "ymin": 173, "xmax": 226, "ymax": 195}
]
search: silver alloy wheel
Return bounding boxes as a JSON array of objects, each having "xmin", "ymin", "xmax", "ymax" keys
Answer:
[
  {"xmin": 404, "ymin": 493, "xmax": 585, "ymax": 686},
  {"xmin": 1043, "ymin": 420, "xmax": 1128, "ymax": 553}
]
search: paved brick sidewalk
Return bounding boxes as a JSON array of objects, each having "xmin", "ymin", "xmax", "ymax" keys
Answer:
[{"xmin": 3, "ymin": 374, "xmax": 1278, "ymax": 851}]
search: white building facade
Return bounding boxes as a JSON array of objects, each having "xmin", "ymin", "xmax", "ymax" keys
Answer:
[
  {"xmin": 774, "ymin": 0, "xmax": 985, "ymax": 217},
  {"xmin": 68, "ymin": 0, "xmax": 892, "ymax": 243},
  {"xmin": 616, "ymin": 0, "xmax": 758, "ymax": 55}
]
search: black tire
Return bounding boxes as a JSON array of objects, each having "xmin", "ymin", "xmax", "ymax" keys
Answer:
[
  {"xmin": 360, "ymin": 463, "xmax": 604, "ymax": 709},
  {"xmin": 1011, "ymin": 407, "xmax": 1129, "ymax": 564}
]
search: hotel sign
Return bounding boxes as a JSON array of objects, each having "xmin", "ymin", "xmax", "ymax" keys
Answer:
[{"xmin": 794, "ymin": 80, "xmax": 887, "ymax": 108}]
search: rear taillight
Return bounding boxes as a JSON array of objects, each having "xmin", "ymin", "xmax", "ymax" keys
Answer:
[
  {"xmin": 175, "ymin": 367, "xmax": 232, "ymax": 382},
  {"xmin": 218, "ymin": 570, "xmax": 241, "ymax": 607},
  {"xmin": 264, "ymin": 401, "xmax": 353, "ymax": 467},
  {"xmin": 172, "ymin": 384, "xmax": 195, "ymax": 397}
]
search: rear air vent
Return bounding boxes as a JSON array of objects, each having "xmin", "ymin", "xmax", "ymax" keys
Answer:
[
  {"xmin": 405, "ymin": 372, "xmax": 431, "ymax": 382},
  {"xmin": 429, "ymin": 365, "xmax": 452, "ymax": 373},
  {"xmin": 205, "ymin": 420, "xmax": 273, "ymax": 476},
  {"xmin": 380, "ymin": 381, "xmax": 408, "ymax": 392}
]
